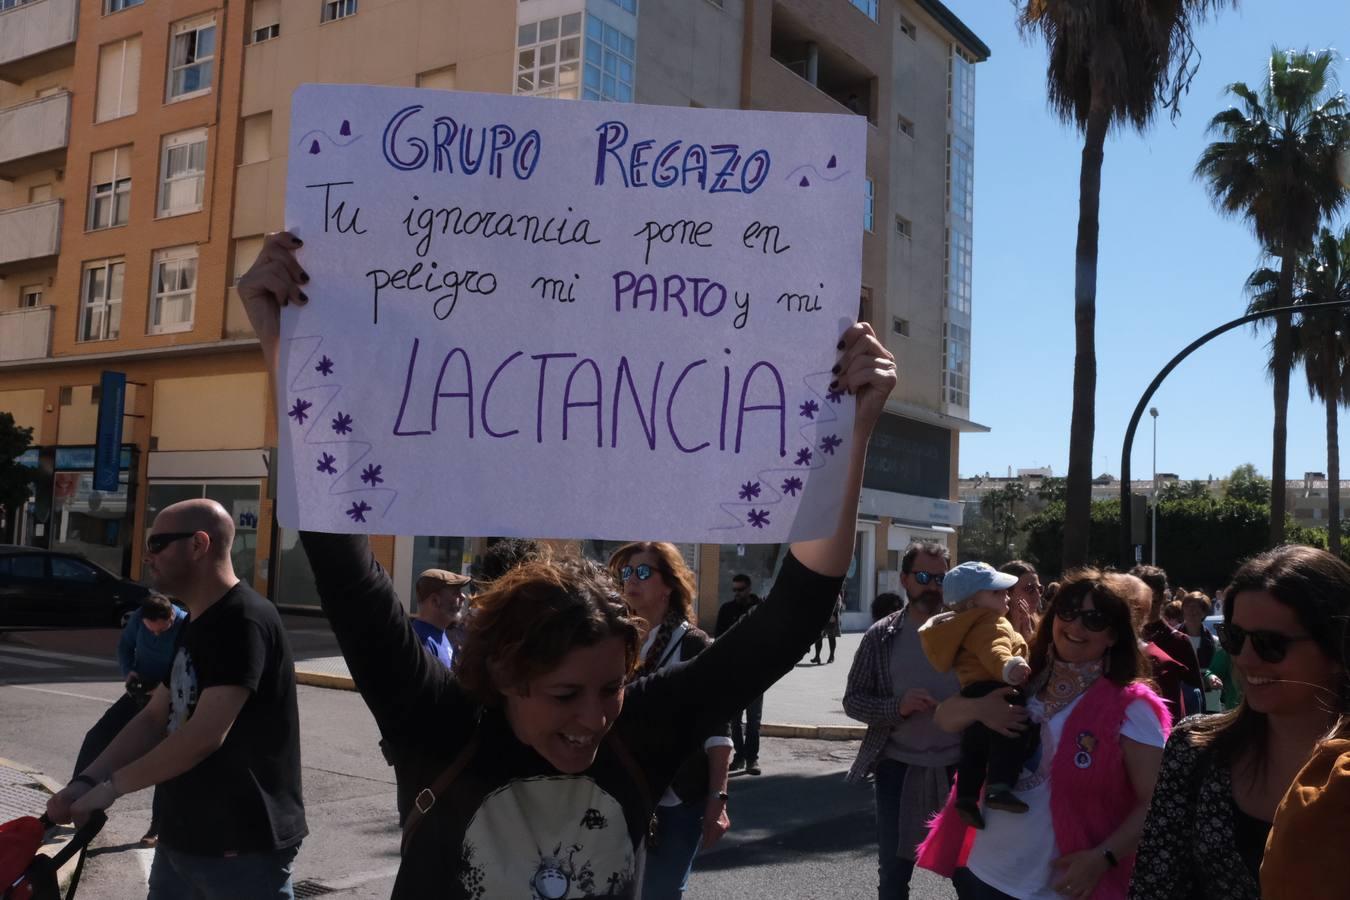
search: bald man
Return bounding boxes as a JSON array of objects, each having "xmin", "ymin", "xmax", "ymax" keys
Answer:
[{"xmin": 46, "ymin": 499, "xmax": 307, "ymax": 899}]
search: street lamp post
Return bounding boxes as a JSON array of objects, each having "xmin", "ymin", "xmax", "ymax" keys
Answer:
[{"xmin": 1150, "ymin": 408, "xmax": 1158, "ymax": 566}]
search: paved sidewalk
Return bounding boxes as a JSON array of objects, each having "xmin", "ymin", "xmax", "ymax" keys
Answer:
[
  {"xmin": 294, "ymin": 630, "xmax": 869, "ymax": 739},
  {"xmin": 0, "ymin": 757, "xmax": 80, "ymax": 891}
]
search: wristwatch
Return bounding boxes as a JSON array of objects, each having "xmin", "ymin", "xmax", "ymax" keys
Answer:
[
  {"xmin": 712, "ymin": 790, "xmax": 730, "ymax": 803},
  {"xmin": 1102, "ymin": 848, "xmax": 1119, "ymax": 868}
]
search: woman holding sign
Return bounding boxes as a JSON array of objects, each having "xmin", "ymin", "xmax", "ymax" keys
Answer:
[{"xmin": 239, "ymin": 231, "xmax": 897, "ymax": 899}]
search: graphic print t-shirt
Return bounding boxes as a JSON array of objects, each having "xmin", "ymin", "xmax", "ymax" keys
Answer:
[{"xmin": 159, "ymin": 582, "xmax": 306, "ymax": 854}]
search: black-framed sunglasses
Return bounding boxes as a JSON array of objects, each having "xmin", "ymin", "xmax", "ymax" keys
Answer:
[
  {"xmin": 1217, "ymin": 623, "xmax": 1314, "ymax": 664},
  {"xmin": 1055, "ymin": 603, "xmax": 1111, "ymax": 633},
  {"xmin": 620, "ymin": 564, "xmax": 654, "ymax": 583},
  {"xmin": 911, "ymin": 571, "xmax": 945, "ymax": 586},
  {"xmin": 145, "ymin": 531, "xmax": 197, "ymax": 554}
]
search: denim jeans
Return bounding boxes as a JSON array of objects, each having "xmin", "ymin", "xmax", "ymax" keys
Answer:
[
  {"xmin": 952, "ymin": 867, "xmax": 1020, "ymax": 900},
  {"xmin": 642, "ymin": 800, "xmax": 705, "ymax": 900},
  {"xmin": 874, "ymin": 758, "xmax": 916, "ymax": 900},
  {"xmin": 731, "ymin": 693, "xmax": 763, "ymax": 761},
  {"xmin": 147, "ymin": 844, "xmax": 299, "ymax": 900}
]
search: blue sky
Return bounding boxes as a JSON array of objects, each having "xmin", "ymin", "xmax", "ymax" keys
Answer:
[{"xmin": 947, "ymin": 1, "xmax": 1349, "ymax": 482}]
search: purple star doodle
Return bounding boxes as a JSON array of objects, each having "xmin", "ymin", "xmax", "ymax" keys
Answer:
[
  {"xmin": 346, "ymin": 500, "xmax": 372, "ymax": 523},
  {"xmin": 360, "ymin": 464, "xmax": 384, "ymax": 486},
  {"xmin": 738, "ymin": 481, "xmax": 762, "ymax": 501},
  {"xmin": 799, "ymin": 399, "xmax": 820, "ymax": 420},
  {"xmin": 747, "ymin": 509, "xmax": 770, "ymax": 529},
  {"xmin": 316, "ymin": 355, "xmax": 335, "ymax": 376},
  {"xmin": 781, "ymin": 476, "xmax": 803, "ymax": 497},
  {"xmin": 287, "ymin": 398, "xmax": 312, "ymax": 425},
  {"xmin": 821, "ymin": 434, "xmax": 843, "ymax": 455},
  {"xmin": 795, "ymin": 447, "xmax": 813, "ymax": 466},
  {"xmin": 331, "ymin": 412, "xmax": 353, "ymax": 435},
  {"xmin": 316, "ymin": 453, "xmax": 337, "ymax": 475},
  {"xmin": 826, "ymin": 388, "xmax": 845, "ymax": 404}
]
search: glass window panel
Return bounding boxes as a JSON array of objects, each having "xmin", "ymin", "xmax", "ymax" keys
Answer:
[
  {"xmin": 584, "ymin": 88, "xmax": 600, "ymax": 100},
  {"xmin": 584, "ymin": 65, "xmax": 601, "ymax": 88},
  {"xmin": 618, "ymin": 59, "xmax": 633, "ymax": 81},
  {"xmin": 539, "ymin": 66, "xmax": 555, "ymax": 88},
  {"xmin": 586, "ymin": 38, "xmax": 602, "ymax": 62},
  {"xmin": 197, "ymin": 25, "xmax": 215, "ymax": 58},
  {"xmin": 604, "ymin": 24, "xmax": 620, "ymax": 50},
  {"xmin": 603, "ymin": 53, "xmax": 616, "ymax": 74},
  {"xmin": 561, "ymin": 37, "xmax": 579, "ymax": 61},
  {"xmin": 517, "ymin": 49, "xmax": 534, "ymax": 71},
  {"xmin": 603, "ymin": 74, "xmax": 616, "ymax": 96},
  {"xmin": 586, "ymin": 15, "xmax": 602, "ymax": 39},
  {"xmin": 518, "ymin": 23, "xmax": 536, "ymax": 45},
  {"xmin": 621, "ymin": 34, "xmax": 635, "ymax": 58},
  {"xmin": 539, "ymin": 17, "xmax": 558, "ymax": 41},
  {"xmin": 540, "ymin": 43, "xmax": 556, "ymax": 65},
  {"xmin": 558, "ymin": 87, "xmax": 578, "ymax": 100},
  {"xmin": 517, "ymin": 74, "xmax": 533, "ymax": 92},
  {"xmin": 616, "ymin": 82, "xmax": 632, "ymax": 102},
  {"xmin": 561, "ymin": 13, "xmax": 581, "ymax": 36},
  {"xmin": 559, "ymin": 62, "xmax": 578, "ymax": 86}
]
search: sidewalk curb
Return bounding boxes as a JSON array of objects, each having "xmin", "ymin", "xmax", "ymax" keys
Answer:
[
  {"xmin": 294, "ymin": 668, "xmax": 865, "ymax": 739},
  {"xmin": 0, "ymin": 757, "xmax": 83, "ymax": 892}
]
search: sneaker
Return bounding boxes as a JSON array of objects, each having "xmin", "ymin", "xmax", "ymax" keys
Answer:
[
  {"xmin": 955, "ymin": 798, "xmax": 985, "ymax": 830},
  {"xmin": 140, "ymin": 829, "xmax": 158, "ymax": 848},
  {"xmin": 745, "ymin": 759, "xmax": 762, "ymax": 776},
  {"xmin": 984, "ymin": 790, "xmax": 1029, "ymax": 814},
  {"xmin": 729, "ymin": 755, "xmax": 746, "ymax": 773},
  {"xmin": 811, "ymin": 656, "xmax": 822, "ymax": 665}
]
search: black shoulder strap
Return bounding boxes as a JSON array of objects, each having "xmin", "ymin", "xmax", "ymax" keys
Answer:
[{"xmin": 401, "ymin": 730, "xmax": 480, "ymax": 856}]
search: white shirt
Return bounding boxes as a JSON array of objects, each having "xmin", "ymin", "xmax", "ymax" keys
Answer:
[{"xmin": 965, "ymin": 691, "xmax": 1167, "ymax": 899}]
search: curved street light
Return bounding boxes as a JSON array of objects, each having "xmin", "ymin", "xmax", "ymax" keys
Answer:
[{"xmin": 1119, "ymin": 299, "xmax": 1350, "ymax": 569}]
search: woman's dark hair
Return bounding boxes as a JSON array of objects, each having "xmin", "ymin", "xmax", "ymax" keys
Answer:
[
  {"xmin": 140, "ymin": 591, "xmax": 175, "ymax": 621},
  {"xmin": 607, "ymin": 542, "xmax": 697, "ymax": 625},
  {"xmin": 456, "ymin": 550, "xmax": 641, "ymax": 706},
  {"xmin": 1000, "ymin": 560, "xmax": 1037, "ymax": 579},
  {"xmin": 1027, "ymin": 568, "xmax": 1148, "ymax": 687},
  {"xmin": 872, "ymin": 591, "xmax": 905, "ymax": 622},
  {"xmin": 1162, "ymin": 599, "xmax": 1185, "ymax": 626},
  {"xmin": 1180, "ymin": 591, "xmax": 1213, "ymax": 617},
  {"xmin": 1188, "ymin": 545, "xmax": 1350, "ymax": 768},
  {"xmin": 475, "ymin": 537, "xmax": 544, "ymax": 584}
]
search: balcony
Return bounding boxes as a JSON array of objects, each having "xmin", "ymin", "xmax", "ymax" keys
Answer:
[
  {"xmin": 0, "ymin": 305, "xmax": 53, "ymax": 362},
  {"xmin": 769, "ymin": 3, "xmax": 877, "ymax": 124},
  {"xmin": 0, "ymin": 199, "xmax": 61, "ymax": 275},
  {"xmin": 0, "ymin": 91, "xmax": 70, "ymax": 179},
  {"xmin": 0, "ymin": 0, "xmax": 78, "ymax": 84}
]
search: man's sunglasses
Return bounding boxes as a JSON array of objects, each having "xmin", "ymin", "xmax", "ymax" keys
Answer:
[
  {"xmin": 910, "ymin": 571, "xmax": 944, "ymax": 586},
  {"xmin": 1055, "ymin": 603, "xmax": 1111, "ymax": 632},
  {"xmin": 145, "ymin": 531, "xmax": 197, "ymax": 554},
  {"xmin": 620, "ymin": 564, "xmax": 654, "ymax": 582},
  {"xmin": 1218, "ymin": 623, "xmax": 1314, "ymax": 664}
]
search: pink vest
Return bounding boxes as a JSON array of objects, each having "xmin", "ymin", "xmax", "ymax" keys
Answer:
[{"xmin": 916, "ymin": 678, "xmax": 1171, "ymax": 899}]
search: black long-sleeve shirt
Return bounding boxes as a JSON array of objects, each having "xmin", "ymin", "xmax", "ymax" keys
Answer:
[{"xmin": 300, "ymin": 532, "xmax": 839, "ymax": 898}]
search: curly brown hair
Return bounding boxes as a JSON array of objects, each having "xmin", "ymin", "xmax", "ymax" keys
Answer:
[
  {"xmin": 607, "ymin": 542, "xmax": 697, "ymax": 625},
  {"xmin": 1027, "ymin": 568, "xmax": 1148, "ymax": 687},
  {"xmin": 455, "ymin": 550, "xmax": 641, "ymax": 707}
]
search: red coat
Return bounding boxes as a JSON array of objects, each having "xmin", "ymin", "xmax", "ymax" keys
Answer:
[{"xmin": 1143, "ymin": 643, "xmax": 1187, "ymax": 722}]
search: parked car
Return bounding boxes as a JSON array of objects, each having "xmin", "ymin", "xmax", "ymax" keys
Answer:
[{"xmin": 0, "ymin": 545, "xmax": 148, "ymax": 629}]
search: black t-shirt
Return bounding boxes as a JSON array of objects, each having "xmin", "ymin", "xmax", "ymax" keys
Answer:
[
  {"xmin": 300, "ymin": 531, "xmax": 840, "ymax": 899},
  {"xmin": 159, "ymin": 582, "xmax": 307, "ymax": 854}
]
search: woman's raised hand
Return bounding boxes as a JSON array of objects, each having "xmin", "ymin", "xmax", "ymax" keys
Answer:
[
  {"xmin": 831, "ymin": 322, "xmax": 897, "ymax": 436},
  {"xmin": 237, "ymin": 231, "xmax": 308, "ymax": 374}
]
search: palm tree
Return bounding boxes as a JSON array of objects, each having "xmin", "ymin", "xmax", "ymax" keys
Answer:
[
  {"xmin": 1016, "ymin": 0, "xmax": 1235, "ymax": 569},
  {"xmin": 1293, "ymin": 227, "xmax": 1350, "ymax": 554},
  {"xmin": 1196, "ymin": 48, "xmax": 1350, "ymax": 545}
]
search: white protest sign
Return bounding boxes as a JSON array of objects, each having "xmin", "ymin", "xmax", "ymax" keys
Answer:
[{"xmin": 279, "ymin": 84, "xmax": 866, "ymax": 542}]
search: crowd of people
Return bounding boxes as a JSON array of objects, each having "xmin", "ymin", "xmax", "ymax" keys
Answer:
[{"xmin": 40, "ymin": 232, "xmax": 1348, "ymax": 899}]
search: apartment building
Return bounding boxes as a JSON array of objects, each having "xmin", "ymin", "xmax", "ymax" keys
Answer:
[{"xmin": 1, "ymin": 0, "xmax": 987, "ymax": 632}]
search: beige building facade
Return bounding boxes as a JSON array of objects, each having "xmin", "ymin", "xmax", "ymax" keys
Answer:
[{"xmin": 2, "ymin": 0, "xmax": 986, "ymax": 632}]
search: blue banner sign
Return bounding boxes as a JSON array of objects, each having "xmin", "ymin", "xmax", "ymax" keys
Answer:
[{"xmin": 94, "ymin": 371, "xmax": 127, "ymax": 491}]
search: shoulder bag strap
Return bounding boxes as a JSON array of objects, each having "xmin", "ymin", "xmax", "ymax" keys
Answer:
[{"xmin": 401, "ymin": 729, "xmax": 481, "ymax": 856}]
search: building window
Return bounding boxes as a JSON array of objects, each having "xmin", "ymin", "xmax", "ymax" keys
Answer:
[
  {"xmin": 895, "ymin": 215, "xmax": 912, "ymax": 238},
  {"xmin": 106, "ymin": 0, "xmax": 143, "ymax": 12},
  {"xmin": 149, "ymin": 245, "xmax": 198, "ymax": 334},
  {"xmin": 892, "ymin": 316, "xmax": 909, "ymax": 337},
  {"xmin": 417, "ymin": 65, "xmax": 457, "ymax": 91},
  {"xmin": 79, "ymin": 259, "xmax": 124, "ymax": 342},
  {"xmin": 167, "ymin": 16, "xmax": 215, "ymax": 101},
  {"xmin": 945, "ymin": 229, "xmax": 972, "ymax": 315},
  {"xmin": 948, "ymin": 135, "xmax": 974, "ymax": 225},
  {"xmin": 252, "ymin": 23, "xmax": 279, "ymax": 42},
  {"xmin": 158, "ymin": 129, "xmax": 207, "ymax": 217},
  {"xmin": 582, "ymin": 14, "xmax": 635, "ymax": 102},
  {"xmin": 88, "ymin": 146, "xmax": 131, "ymax": 231},
  {"xmin": 950, "ymin": 47, "xmax": 976, "ymax": 132},
  {"xmin": 21, "ymin": 286, "xmax": 43, "ymax": 308},
  {"xmin": 864, "ymin": 178, "xmax": 874, "ymax": 232},
  {"xmin": 95, "ymin": 36, "xmax": 141, "ymax": 122},
  {"xmin": 321, "ymin": 0, "xmax": 357, "ymax": 23},
  {"xmin": 607, "ymin": 0, "xmax": 637, "ymax": 12},
  {"xmin": 850, "ymin": 0, "xmax": 878, "ymax": 20},
  {"xmin": 943, "ymin": 321, "xmax": 971, "ymax": 408},
  {"xmin": 250, "ymin": 0, "xmax": 280, "ymax": 42},
  {"xmin": 517, "ymin": 14, "xmax": 583, "ymax": 100},
  {"xmin": 899, "ymin": 16, "xmax": 918, "ymax": 40},
  {"xmin": 897, "ymin": 114, "xmax": 915, "ymax": 138},
  {"xmin": 241, "ymin": 113, "xmax": 271, "ymax": 165}
]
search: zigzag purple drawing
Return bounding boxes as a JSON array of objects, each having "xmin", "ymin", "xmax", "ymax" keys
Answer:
[
  {"xmin": 287, "ymin": 335, "xmax": 399, "ymax": 518},
  {"xmin": 709, "ymin": 369, "xmax": 843, "ymax": 534}
]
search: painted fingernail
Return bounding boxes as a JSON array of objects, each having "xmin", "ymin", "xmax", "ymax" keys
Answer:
[
  {"xmin": 298, "ymin": 291, "xmax": 309, "ymax": 303},
  {"xmin": 293, "ymin": 237, "xmax": 303, "ymax": 246},
  {"xmin": 836, "ymin": 340, "xmax": 845, "ymax": 350},
  {"xmin": 300, "ymin": 271, "xmax": 310, "ymax": 283},
  {"xmin": 831, "ymin": 364, "xmax": 841, "ymax": 374},
  {"xmin": 829, "ymin": 380, "xmax": 838, "ymax": 390}
]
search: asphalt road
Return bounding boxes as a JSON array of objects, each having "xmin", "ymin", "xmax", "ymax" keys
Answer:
[{"xmin": 0, "ymin": 627, "xmax": 957, "ymax": 899}]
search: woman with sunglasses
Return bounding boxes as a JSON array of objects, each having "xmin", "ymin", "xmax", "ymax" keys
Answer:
[
  {"xmin": 917, "ymin": 570, "xmax": 1170, "ymax": 900},
  {"xmin": 235, "ymin": 231, "xmax": 898, "ymax": 900},
  {"xmin": 607, "ymin": 542, "xmax": 731, "ymax": 900},
  {"xmin": 1128, "ymin": 545, "xmax": 1350, "ymax": 900}
]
